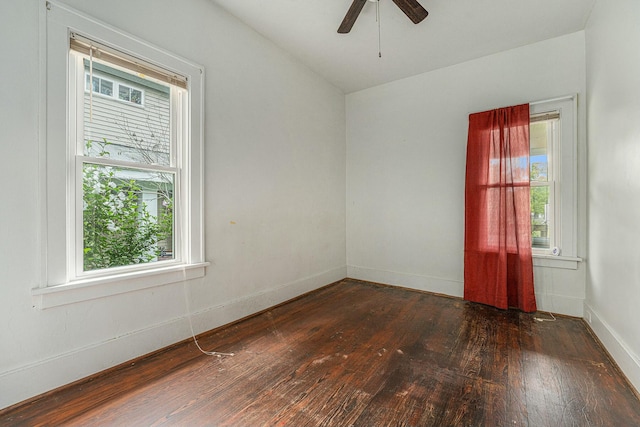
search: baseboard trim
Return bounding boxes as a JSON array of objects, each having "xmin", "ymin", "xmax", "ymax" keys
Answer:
[
  {"xmin": 0, "ymin": 266, "xmax": 347, "ymax": 410},
  {"xmin": 535, "ymin": 292, "xmax": 584, "ymax": 317},
  {"xmin": 184, "ymin": 266, "xmax": 347, "ymax": 336},
  {"xmin": 347, "ymin": 265, "xmax": 583, "ymax": 317},
  {"xmin": 584, "ymin": 302, "xmax": 640, "ymax": 396},
  {"xmin": 347, "ymin": 265, "xmax": 464, "ymax": 297}
]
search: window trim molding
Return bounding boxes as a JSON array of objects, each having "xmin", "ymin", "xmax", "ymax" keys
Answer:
[
  {"xmin": 35, "ymin": 0, "xmax": 207, "ymax": 308},
  {"xmin": 530, "ymin": 94, "xmax": 581, "ymax": 268},
  {"xmin": 533, "ymin": 254, "xmax": 581, "ymax": 270},
  {"xmin": 32, "ymin": 262, "xmax": 209, "ymax": 309}
]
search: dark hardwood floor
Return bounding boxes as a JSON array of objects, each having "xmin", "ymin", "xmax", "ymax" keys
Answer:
[{"xmin": 2, "ymin": 279, "xmax": 640, "ymax": 426}]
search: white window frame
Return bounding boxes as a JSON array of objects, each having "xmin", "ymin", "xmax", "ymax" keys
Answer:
[
  {"xmin": 34, "ymin": 1, "xmax": 207, "ymax": 308},
  {"xmin": 530, "ymin": 96, "xmax": 581, "ymax": 269}
]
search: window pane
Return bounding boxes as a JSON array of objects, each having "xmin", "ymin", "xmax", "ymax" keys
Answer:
[
  {"xmin": 531, "ymin": 185, "xmax": 550, "ymax": 249},
  {"xmin": 119, "ymin": 85, "xmax": 130, "ymax": 101},
  {"xmin": 131, "ymin": 89, "xmax": 142, "ymax": 105},
  {"xmin": 100, "ymin": 79, "xmax": 113, "ymax": 96},
  {"xmin": 530, "ymin": 155, "xmax": 548, "ymax": 182},
  {"xmin": 82, "ymin": 163, "xmax": 175, "ymax": 271},
  {"xmin": 92, "ymin": 76, "xmax": 100, "ymax": 93},
  {"xmin": 530, "ymin": 122, "xmax": 548, "ymax": 183},
  {"xmin": 157, "ymin": 189, "xmax": 174, "ymax": 260},
  {"xmin": 83, "ymin": 64, "xmax": 171, "ymax": 166}
]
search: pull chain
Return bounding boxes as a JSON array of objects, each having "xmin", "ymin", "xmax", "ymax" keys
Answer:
[
  {"xmin": 376, "ymin": 0, "xmax": 382, "ymax": 57},
  {"xmin": 89, "ymin": 45, "xmax": 94, "ymax": 122}
]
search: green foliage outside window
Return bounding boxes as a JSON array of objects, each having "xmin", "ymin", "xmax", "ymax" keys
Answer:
[
  {"xmin": 530, "ymin": 186, "xmax": 549, "ymax": 224},
  {"xmin": 82, "ymin": 140, "xmax": 173, "ymax": 271}
]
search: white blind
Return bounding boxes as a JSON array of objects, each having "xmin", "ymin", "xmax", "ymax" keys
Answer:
[
  {"xmin": 530, "ymin": 111, "xmax": 560, "ymax": 123},
  {"xmin": 69, "ymin": 33, "xmax": 188, "ymax": 89}
]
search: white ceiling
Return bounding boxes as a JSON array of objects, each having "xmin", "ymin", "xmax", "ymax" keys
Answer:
[{"xmin": 210, "ymin": 0, "xmax": 595, "ymax": 93}]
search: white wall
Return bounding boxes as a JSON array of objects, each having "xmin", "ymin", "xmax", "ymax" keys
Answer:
[
  {"xmin": 346, "ymin": 32, "xmax": 587, "ymax": 316},
  {"xmin": 0, "ymin": 0, "xmax": 346, "ymax": 409},
  {"xmin": 585, "ymin": 0, "xmax": 640, "ymax": 393}
]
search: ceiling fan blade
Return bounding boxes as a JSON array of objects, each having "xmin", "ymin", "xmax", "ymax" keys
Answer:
[
  {"xmin": 338, "ymin": 0, "xmax": 368, "ymax": 34},
  {"xmin": 391, "ymin": 0, "xmax": 428, "ymax": 24}
]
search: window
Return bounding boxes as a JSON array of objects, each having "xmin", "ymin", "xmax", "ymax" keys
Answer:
[
  {"xmin": 119, "ymin": 84, "xmax": 143, "ymax": 105},
  {"xmin": 529, "ymin": 97, "xmax": 579, "ymax": 264},
  {"xmin": 36, "ymin": 1, "xmax": 206, "ymax": 308},
  {"xmin": 85, "ymin": 73, "xmax": 145, "ymax": 105},
  {"xmin": 86, "ymin": 74, "xmax": 113, "ymax": 96},
  {"xmin": 530, "ymin": 112, "xmax": 558, "ymax": 251}
]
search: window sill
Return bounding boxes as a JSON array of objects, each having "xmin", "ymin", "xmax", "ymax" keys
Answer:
[
  {"xmin": 533, "ymin": 254, "xmax": 582, "ymax": 270},
  {"xmin": 32, "ymin": 262, "xmax": 209, "ymax": 309}
]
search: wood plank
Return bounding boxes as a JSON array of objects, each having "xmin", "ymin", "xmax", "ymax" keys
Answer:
[{"xmin": 2, "ymin": 279, "xmax": 640, "ymax": 426}]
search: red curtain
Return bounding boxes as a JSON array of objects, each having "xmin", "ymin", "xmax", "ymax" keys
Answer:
[{"xmin": 464, "ymin": 104, "xmax": 536, "ymax": 312}]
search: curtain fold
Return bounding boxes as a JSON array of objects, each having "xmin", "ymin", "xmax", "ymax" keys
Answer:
[{"xmin": 464, "ymin": 104, "xmax": 537, "ymax": 313}]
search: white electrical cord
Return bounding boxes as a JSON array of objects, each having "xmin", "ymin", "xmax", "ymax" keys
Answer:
[
  {"xmin": 183, "ymin": 279, "xmax": 234, "ymax": 357},
  {"xmin": 534, "ymin": 311, "xmax": 557, "ymax": 322}
]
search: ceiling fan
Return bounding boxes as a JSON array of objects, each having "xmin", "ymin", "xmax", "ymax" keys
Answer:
[{"xmin": 338, "ymin": 0, "xmax": 428, "ymax": 34}]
